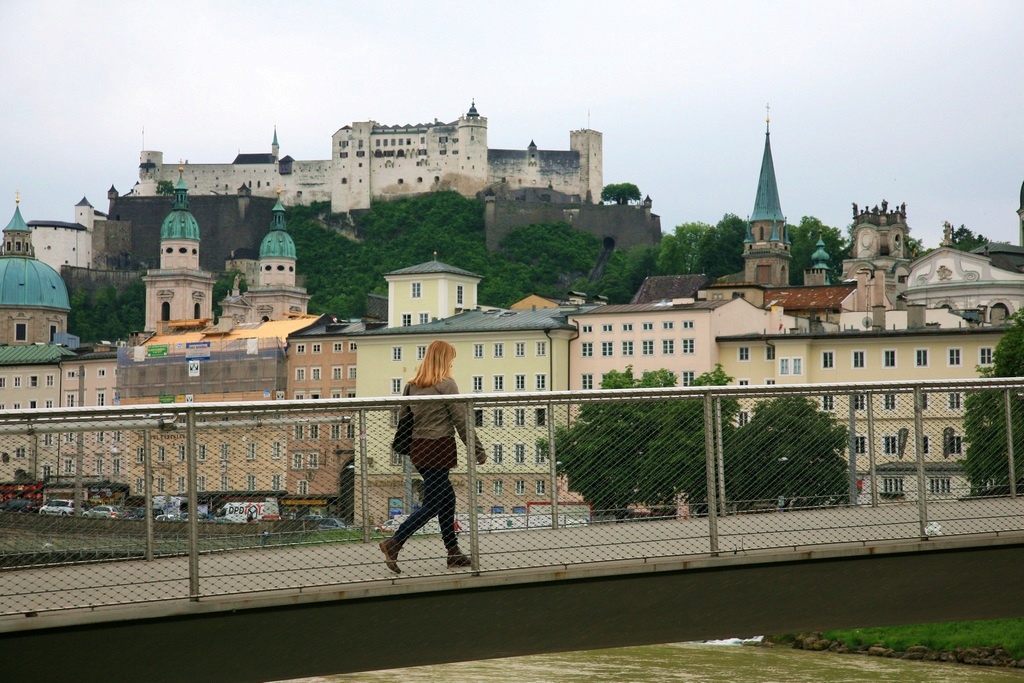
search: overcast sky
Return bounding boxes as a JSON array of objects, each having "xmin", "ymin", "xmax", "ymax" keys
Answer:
[{"xmin": 3, "ymin": 0, "xmax": 1022, "ymax": 252}]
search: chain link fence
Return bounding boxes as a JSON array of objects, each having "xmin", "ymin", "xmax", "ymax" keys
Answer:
[{"xmin": 2, "ymin": 378, "xmax": 1023, "ymax": 616}]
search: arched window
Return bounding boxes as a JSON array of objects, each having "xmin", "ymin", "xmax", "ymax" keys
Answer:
[
  {"xmin": 161, "ymin": 302, "xmax": 170, "ymax": 321},
  {"xmin": 194, "ymin": 303, "xmax": 201, "ymax": 319},
  {"xmin": 991, "ymin": 303, "xmax": 1010, "ymax": 325}
]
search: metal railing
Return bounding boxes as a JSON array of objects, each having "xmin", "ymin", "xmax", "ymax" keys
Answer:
[{"xmin": 1, "ymin": 377, "xmax": 1023, "ymax": 617}]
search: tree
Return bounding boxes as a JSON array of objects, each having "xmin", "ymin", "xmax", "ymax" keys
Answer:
[
  {"xmin": 948, "ymin": 223, "xmax": 990, "ymax": 253},
  {"xmin": 657, "ymin": 222, "xmax": 711, "ymax": 275},
  {"xmin": 600, "ymin": 183, "xmax": 642, "ymax": 205},
  {"xmin": 723, "ymin": 396, "xmax": 848, "ymax": 509},
  {"xmin": 553, "ymin": 365, "xmax": 733, "ymax": 518},
  {"xmin": 156, "ymin": 180, "xmax": 175, "ymax": 196},
  {"xmin": 699, "ymin": 214, "xmax": 747, "ymax": 279},
  {"xmin": 962, "ymin": 310, "xmax": 1024, "ymax": 493},
  {"xmin": 786, "ymin": 217, "xmax": 848, "ymax": 285}
]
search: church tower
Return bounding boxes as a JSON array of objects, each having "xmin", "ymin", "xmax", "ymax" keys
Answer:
[
  {"xmin": 743, "ymin": 112, "xmax": 791, "ymax": 286},
  {"xmin": 142, "ymin": 169, "xmax": 216, "ymax": 333}
]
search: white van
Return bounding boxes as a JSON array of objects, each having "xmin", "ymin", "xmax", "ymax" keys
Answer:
[{"xmin": 217, "ymin": 500, "xmax": 280, "ymax": 523}]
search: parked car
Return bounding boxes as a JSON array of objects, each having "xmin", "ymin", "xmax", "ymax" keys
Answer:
[
  {"xmin": 317, "ymin": 517, "xmax": 348, "ymax": 530},
  {"xmin": 39, "ymin": 499, "xmax": 75, "ymax": 516},
  {"xmin": 0, "ymin": 498, "xmax": 40, "ymax": 513},
  {"xmin": 84, "ymin": 505, "xmax": 124, "ymax": 519}
]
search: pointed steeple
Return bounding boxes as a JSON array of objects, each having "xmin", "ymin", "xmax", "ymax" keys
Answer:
[
  {"xmin": 272, "ymin": 126, "xmax": 279, "ymax": 148},
  {"xmin": 750, "ymin": 117, "xmax": 784, "ymax": 226}
]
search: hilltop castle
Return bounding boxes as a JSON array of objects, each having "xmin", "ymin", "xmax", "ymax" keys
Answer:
[{"xmin": 132, "ymin": 102, "xmax": 604, "ymax": 215}]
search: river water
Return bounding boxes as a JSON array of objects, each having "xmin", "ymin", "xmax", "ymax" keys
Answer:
[{"xmin": 281, "ymin": 640, "xmax": 1024, "ymax": 683}]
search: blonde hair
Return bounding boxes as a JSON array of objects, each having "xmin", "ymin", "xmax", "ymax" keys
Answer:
[{"xmin": 410, "ymin": 340, "xmax": 456, "ymax": 387}]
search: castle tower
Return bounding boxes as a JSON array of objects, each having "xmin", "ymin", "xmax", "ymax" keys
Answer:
[
  {"xmin": 272, "ymin": 127, "xmax": 279, "ymax": 162},
  {"xmin": 456, "ymin": 100, "xmax": 489, "ymax": 184},
  {"xmin": 570, "ymin": 128, "xmax": 603, "ymax": 204},
  {"xmin": 142, "ymin": 169, "xmax": 216, "ymax": 332},
  {"xmin": 743, "ymin": 114, "xmax": 791, "ymax": 286},
  {"xmin": 841, "ymin": 199, "xmax": 912, "ymax": 305}
]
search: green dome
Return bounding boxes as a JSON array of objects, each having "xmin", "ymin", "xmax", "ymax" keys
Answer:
[
  {"xmin": 0, "ymin": 257, "xmax": 70, "ymax": 310},
  {"xmin": 160, "ymin": 174, "xmax": 201, "ymax": 241},
  {"xmin": 811, "ymin": 237, "xmax": 831, "ymax": 268},
  {"xmin": 259, "ymin": 198, "xmax": 296, "ymax": 259}
]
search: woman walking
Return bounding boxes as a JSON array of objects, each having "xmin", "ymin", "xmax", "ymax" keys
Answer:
[{"xmin": 380, "ymin": 340, "xmax": 486, "ymax": 573}]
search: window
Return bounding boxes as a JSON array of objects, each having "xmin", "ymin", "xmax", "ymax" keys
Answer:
[
  {"xmin": 642, "ymin": 340, "xmax": 654, "ymax": 356},
  {"xmin": 662, "ymin": 321, "xmax": 674, "ymax": 330},
  {"xmin": 493, "ymin": 481, "xmax": 504, "ymax": 495},
  {"xmin": 915, "ymin": 349, "xmax": 929, "ymax": 367},
  {"xmin": 536, "ymin": 341, "xmax": 547, "ymax": 357},
  {"xmin": 883, "ymin": 350, "xmax": 896, "ymax": 368},
  {"xmin": 271, "ymin": 475, "xmax": 281, "ymax": 491},
  {"xmin": 792, "ymin": 358, "xmax": 802, "ymax": 375},
  {"xmin": 135, "ymin": 447, "xmax": 145, "ymax": 464},
  {"xmin": 298, "ymin": 480, "xmax": 309, "ymax": 495},
  {"xmin": 515, "ymin": 342, "xmax": 526, "ymax": 358},
  {"xmin": 853, "ymin": 351, "xmax": 865, "ymax": 369},
  {"xmin": 883, "ymin": 477, "xmax": 904, "ymax": 494},
  {"xmin": 980, "ymin": 347, "xmax": 994, "ymax": 365},
  {"xmin": 401, "ymin": 313, "xmax": 412, "ymax": 327},
  {"xmin": 535, "ymin": 408, "xmax": 547, "ymax": 427},
  {"xmin": 514, "ymin": 408, "xmax": 526, "ymax": 427},
  {"xmin": 779, "ymin": 359, "xmax": 790, "ymax": 375},
  {"xmin": 602, "ymin": 324, "xmax": 613, "ymax": 332},
  {"xmin": 472, "ymin": 376, "xmax": 483, "ymax": 392},
  {"xmin": 294, "ymin": 425, "xmax": 305, "ymax": 440},
  {"xmin": 821, "ymin": 395, "xmax": 835, "ymax": 412},
  {"xmin": 948, "ymin": 392, "xmax": 962, "ymax": 410},
  {"xmin": 311, "ymin": 367, "xmax": 321, "ymax": 381},
  {"xmin": 246, "ymin": 475, "xmax": 257, "ymax": 491},
  {"xmin": 642, "ymin": 322, "xmax": 654, "ymax": 331},
  {"xmin": 492, "ymin": 443, "xmax": 504, "ymax": 464},
  {"xmin": 493, "ymin": 343, "xmax": 504, "ymax": 358},
  {"xmin": 581, "ymin": 374, "xmax": 593, "ymax": 390},
  {"xmin": 662, "ymin": 339, "xmax": 675, "ymax": 355},
  {"xmin": 157, "ymin": 446, "xmax": 166, "ymax": 463},
  {"xmin": 332, "ymin": 366, "xmax": 343, "ymax": 381},
  {"xmin": 296, "ymin": 344, "xmax": 306, "ymax": 354},
  {"xmin": 392, "ymin": 347, "xmax": 402, "ymax": 361},
  {"xmin": 681, "ymin": 339, "xmax": 695, "ymax": 355},
  {"xmin": 765, "ymin": 346, "xmax": 775, "ymax": 361},
  {"xmin": 312, "ymin": 343, "xmax": 321, "ymax": 354},
  {"xmin": 948, "ymin": 348, "xmax": 962, "ymax": 367},
  {"xmin": 853, "ymin": 394, "xmax": 866, "ymax": 411},
  {"xmin": 474, "ymin": 409, "xmax": 484, "ymax": 427},
  {"xmin": 922, "ymin": 435, "xmax": 930, "ymax": 454},
  {"xmin": 623, "ymin": 323, "xmax": 634, "ymax": 332},
  {"xmin": 601, "ymin": 341, "xmax": 614, "ymax": 357},
  {"xmin": 854, "ymin": 435, "xmax": 867, "ymax": 454},
  {"xmin": 929, "ymin": 477, "xmax": 952, "ymax": 495},
  {"xmin": 535, "ymin": 374, "xmax": 547, "ymax": 391},
  {"xmin": 515, "ymin": 375, "xmax": 526, "ymax": 390},
  {"xmin": 413, "ymin": 345, "xmax": 426, "ymax": 361},
  {"xmin": 293, "ymin": 453, "xmax": 303, "ymax": 469},
  {"xmin": 515, "ymin": 480, "xmax": 526, "ymax": 495},
  {"xmin": 220, "ymin": 443, "xmax": 229, "ymax": 460},
  {"xmin": 13, "ymin": 376, "xmax": 21, "ymax": 388},
  {"xmin": 178, "ymin": 444, "xmax": 186, "ymax": 461},
  {"xmin": 883, "ymin": 435, "xmax": 898, "ymax": 455},
  {"xmin": 681, "ymin": 371, "xmax": 695, "ymax": 386},
  {"xmin": 476, "ymin": 480, "xmax": 483, "ymax": 495},
  {"xmin": 295, "ymin": 367, "xmax": 306, "ymax": 381},
  {"xmin": 333, "ymin": 342, "xmax": 344, "ymax": 353},
  {"xmin": 682, "ymin": 320, "xmax": 694, "ymax": 330},
  {"xmin": 348, "ymin": 366, "xmax": 357, "ymax": 379},
  {"xmin": 221, "ymin": 474, "xmax": 229, "ymax": 491},
  {"xmin": 391, "ymin": 378, "xmax": 402, "ymax": 394},
  {"xmin": 308, "ymin": 452, "xmax": 319, "ymax": 469},
  {"xmin": 738, "ymin": 347, "xmax": 750, "ymax": 361},
  {"xmin": 515, "ymin": 444, "xmax": 526, "ymax": 464},
  {"xmin": 581, "ymin": 325, "xmax": 593, "ymax": 333},
  {"xmin": 349, "ymin": 342, "xmax": 358, "ymax": 352},
  {"xmin": 884, "ymin": 394, "xmax": 897, "ymax": 411},
  {"xmin": 411, "ymin": 282, "xmax": 421, "ymax": 298},
  {"xmin": 738, "ymin": 411, "xmax": 749, "ymax": 427},
  {"xmin": 474, "ymin": 343, "xmax": 484, "ymax": 359},
  {"xmin": 493, "ymin": 375, "xmax": 504, "ymax": 391},
  {"xmin": 581, "ymin": 342, "xmax": 593, "ymax": 357},
  {"xmin": 419, "ymin": 313, "xmax": 429, "ymax": 325},
  {"xmin": 456, "ymin": 285, "xmax": 464, "ymax": 306},
  {"xmin": 621, "ymin": 341, "xmax": 633, "ymax": 356}
]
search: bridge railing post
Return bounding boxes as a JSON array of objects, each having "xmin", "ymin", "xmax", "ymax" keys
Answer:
[
  {"xmin": 143, "ymin": 428, "xmax": 154, "ymax": 561},
  {"xmin": 186, "ymin": 408, "xmax": 200, "ymax": 600},
  {"xmin": 547, "ymin": 400, "xmax": 559, "ymax": 530},
  {"xmin": 703, "ymin": 393, "xmax": 719, "ymax": 555},
  {"xmin": 1005, "ymin": 388, "xmax": 1017, "ymax": 499},
  {"xmin": 465, "ymin": 398, "xmax": 480, "ymax": 571},
  {"xmin": 714, "ymin": 397, "xmax": 726, "ymax": 517},
  {"xmin": 913, "ymin": 386, "xmax": 929, "ymax": 537},
  {"xmin": 358, "ymin": 408, "xmax": 371, "ymax": 543},
  {"xmin": 866, "ymin": 392, "xmax": 878, "ymax": 507},
  {"xmin": 847, "ymin": 393, "xmax": 858, "ymax": 506}
]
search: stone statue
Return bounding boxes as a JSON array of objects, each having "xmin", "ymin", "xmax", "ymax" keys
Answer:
[{"xmin": 852, "ymin": 202, "xmax": 859, "ymax": 217}]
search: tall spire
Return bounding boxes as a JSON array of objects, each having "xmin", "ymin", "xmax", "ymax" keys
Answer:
[{"xmin": 750, "ymin": 108, "xmax": 784, "ymax": 226}]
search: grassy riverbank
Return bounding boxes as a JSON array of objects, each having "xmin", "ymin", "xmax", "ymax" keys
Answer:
[{"xmin": 821, "ymin": 618, "xmax": 1024, "ymax": 659}]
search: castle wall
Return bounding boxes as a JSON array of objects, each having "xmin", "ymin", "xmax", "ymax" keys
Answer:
[
  {"xmin": 91, "ymin": 219, "xmax": 133, "ymax": 269},
  {"xmin": 105, "ymin": 195, "xmax": 278, "ymax": 271},
  {"xmin": 144, "ymin": 157, "xmax": 332, "ymax": 207},
  {"xmin": 484, "ymin": 200, "xmax": 661, "ymax": 251},
  {"xmin": 32, "ymin": 225, "xmax": 91, "ymax": 271},
  {"xmin": 60, "ymin": 266, "xmax": 142, "ymax": 296}
]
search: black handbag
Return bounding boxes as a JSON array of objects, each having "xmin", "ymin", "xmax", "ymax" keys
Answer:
[{"xmin": 391, "ymin": 385, "xmax": 414, "ymax": 455}]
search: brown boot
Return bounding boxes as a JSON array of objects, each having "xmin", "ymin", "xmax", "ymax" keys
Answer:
[
  {"xmin": 379, "ymin": 537, "xmax": 402, "ymax": 574},
  {"xmin": 447, "ymin": 546, "xmax": 472, "ymax": 568}
]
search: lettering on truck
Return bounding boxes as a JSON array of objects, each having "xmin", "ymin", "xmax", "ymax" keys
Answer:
[{"xmin": 218, "ymin": 501, "xmax": 280, "ymax": 522}]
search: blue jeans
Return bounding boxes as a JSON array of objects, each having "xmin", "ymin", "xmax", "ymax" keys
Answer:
[{"xmin": 393, "ymin": 466, "xmax": 458, "ymax": 549}]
